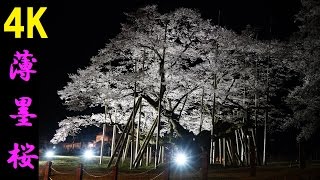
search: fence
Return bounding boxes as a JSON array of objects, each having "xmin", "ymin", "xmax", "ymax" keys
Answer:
[{"xmin": 40, "ymin": 152, "xmax": 209, "ymax": 180}]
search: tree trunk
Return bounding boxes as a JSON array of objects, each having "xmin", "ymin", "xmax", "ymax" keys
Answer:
[
  {"xmin": 141, "ymin": 94, "xmax": 194, "ymax": 139},
  {"xmin": 155, "ymin": 21, "xmax": 168, "ymax": 169}
]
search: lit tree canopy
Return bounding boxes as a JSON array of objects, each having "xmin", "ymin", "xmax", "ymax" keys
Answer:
[{"xmin": 52, "ymin": 6, "xmax": 298, "ymax": 145}]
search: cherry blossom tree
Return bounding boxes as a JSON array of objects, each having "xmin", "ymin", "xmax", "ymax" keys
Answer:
[{"xmin": 51, "ymin": 5, "xmax": 297, "ymax": 152}]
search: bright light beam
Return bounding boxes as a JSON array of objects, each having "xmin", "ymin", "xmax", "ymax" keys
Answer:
[
  {"xmin": 84, "ymin": 149, "xmax": 94, "ymax": 159},
  {"xmin": 174, "ymin": 152, "xmax": 188, "ymax": 166},
  {"xmin": 45, "ymin": 150, "xmax": 55, "ymax": 158}
]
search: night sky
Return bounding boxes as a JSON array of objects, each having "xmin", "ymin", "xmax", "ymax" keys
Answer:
[{"xmin": 40, "ymin": 0, "xmax": 301, "ymax": 142}]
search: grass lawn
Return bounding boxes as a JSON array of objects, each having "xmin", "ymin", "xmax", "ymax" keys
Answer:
[
  {"xmin": 39, "ymin": 155, "xmax": 158, "ymax": 172},
  {"xmin": 39, "ymin": 156, "xmax": 320, "ymax": 180},
  {"xmin": 40, "ymin": 155, "xmax": 112, "ymax": 171},
  {"xmin": 39, "ymin": 155, "xmax": 164, "ymax": 179}
]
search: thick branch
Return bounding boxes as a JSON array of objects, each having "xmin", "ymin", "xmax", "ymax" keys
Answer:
[
  {"xmin": 225, "ymin": 98, "xmax": 245, "ymax": 110},
  {"xmin": 172, "ymin": 86, "xmax": 199, "ymax": 111},
  {"xmin": 141, "ymin": 93, "xmax": 194, "ymax": 138},
  {"xmin": 182, "ymin": 32, "xmax": 196, "ymax": 53}
]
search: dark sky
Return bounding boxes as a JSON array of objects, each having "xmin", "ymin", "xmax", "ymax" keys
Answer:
[{"xmin": 40, "ymin": 0, "xmax": 301, "ymax": 142}]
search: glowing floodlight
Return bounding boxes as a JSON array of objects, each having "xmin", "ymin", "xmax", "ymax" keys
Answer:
[
  {"xmin": 45, "ymin": 150, "xmax": 55, "ymax": 158},
  {"xmin": 84, "ymin": 149, "xmax": 94, "ymax": 159},
  {"xmin": 174, "ymin": 152, "xmax": 188, "ymax": 166}
]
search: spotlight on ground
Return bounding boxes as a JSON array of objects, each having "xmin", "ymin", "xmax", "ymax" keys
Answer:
[
  {"xmin": 83, "ymin": 149, "xmax": 94, "ymax": 159},
  {"xmin": 45, "ymin": 150, "xmax": 55, "ymax": 158},
  {"xmin": 174, "ymin": 152, "xmax": 188, "ymax": 166}
]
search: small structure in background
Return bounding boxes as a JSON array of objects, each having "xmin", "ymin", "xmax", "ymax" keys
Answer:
[
  {"xmin": 40, "ymin": 131, "xmax": 113, "ymax": 156},
  {"xmin": 95, "ymin": 133, "xmax": 110, "ymax": 144},
  {"xmin": 60, "ymin": 132, "xmax": 112, "ymax": 155}
]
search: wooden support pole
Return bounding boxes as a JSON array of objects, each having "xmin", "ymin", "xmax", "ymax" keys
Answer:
[
  {"xmin": 130, "ymin": 77, "xmax": 138, "ymax": 169},
  {"xmin": 226, "ymin": 139, "xmax": 233, "ymax": 165},
  {"xmin": 263, "ymin": 109, "xmax": 267, "ymax": 165},
  {"xmin": 219, "ymin": 138, "xmax": 222, "ymax": 164},
  {"xmin": 111, "ymin": 166, "xmax": 118, "ymax": 180},
  {"xmin": 149, "ymin": 146, "xmax": 152, "ymax": 165},
  {"xmin": 130, "ymin": 134, "xmax": 134, "ymax": 168},
  {"xmin": 122, "ymin": 134, "xmax": 131, "ymax": 163},
  {"xmin": 100, "ymin": 99, "xmax": 109, "ymax": 165},
  {"xmin": 157, "ymin": 145, "xmax": 161, "ymax": 165},
  {"xmin": 234, "ymin": 148, "xmax": 244, "ymax": 166},
  {"xmin": 210, "ymin": 140, "xmax": 213, "ymax": 164},
  {"xmin": 107, "ymin": 97, "xmax": 142, "ymax": 168},
  {"xmin": 250, "ymin": 129, "xmax": 258, "ymax": 166},
  {"xmin": 146, "ymin": 144, "xmax": 149, "ymax": 166},
  {"xmin": 135, "ymin": 100, "xmax": 142, "ymax": 159},
  {"xmin": 240, "ymin": 128, "xmax": 248, "ymax": 165},
  {"xmin": 43, "ymin": 161, "xmax": 52, "ymax": 180},
  {"xmin": 111, "ymin": 124, "xmax": 117, "ymax": 156},
  {"xmin": 235, "ymin": 130, "xmax": 239, "ymax": 155},
  {"xmin": 75, "ymin": 163, "xmax": 83, "ymax": 180},
  {"xmin": 236, "ymin": 131, "xmax": 242, "ymax": 166},
  {"xmin": 239, "ymin": 130, "xmax": 244, "ymax": 164},
  {"xmin": 133, "ymin": 116, "xmax": 158, "ymax": 168},
  {"xmin": 230, "ymin": 138, "xmax": 237, "ymax": 166},
  {"xmin": 161, "ymin": 146, "xmax": 164, "ymax": 164},
  {"xmin": 212, "ymin": 141, "xmax": 216, "ymax": 164},
  {"xmin": 99, "ymin": 123, "xmax": 106, "ymax": 165},
  {"xmin": 108, "ymin": 119, "xmax": 128, "ymax": 166}
]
